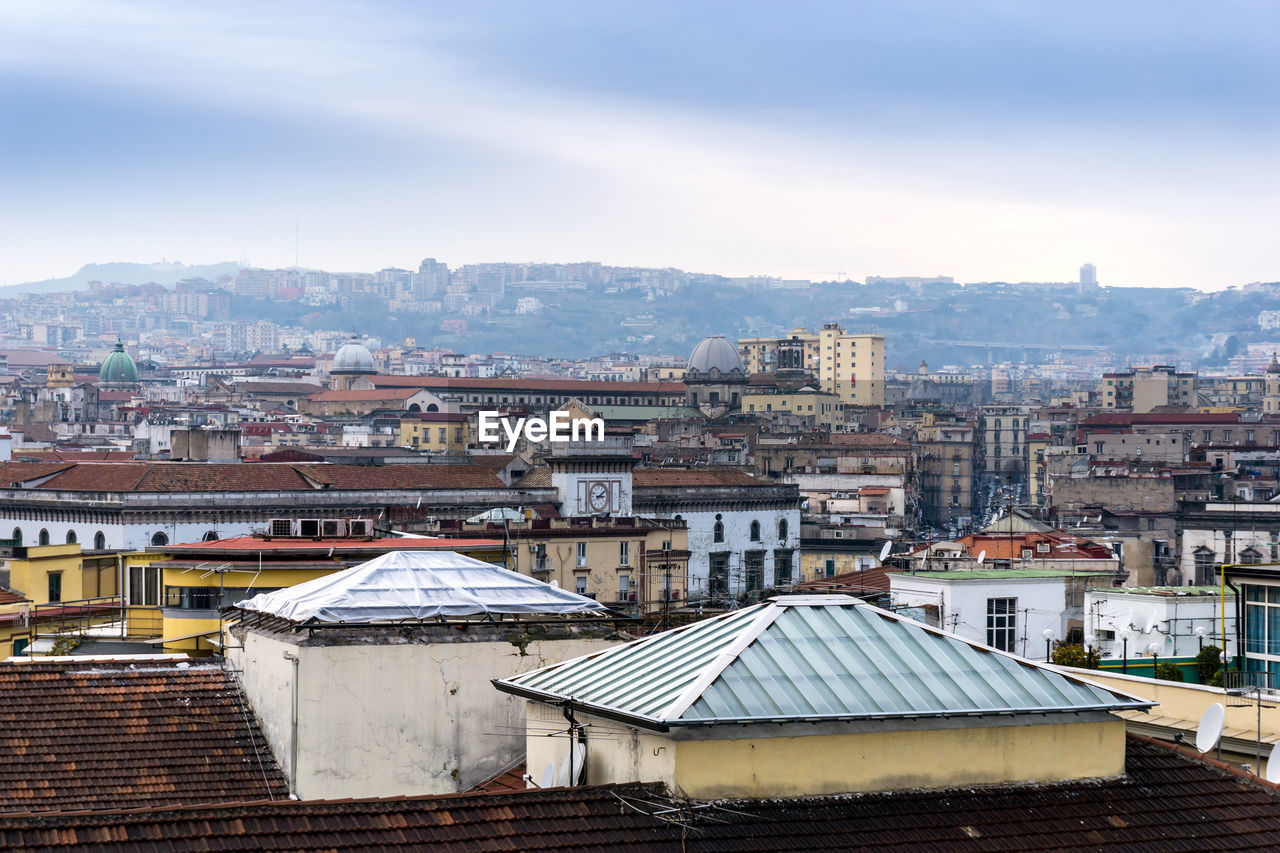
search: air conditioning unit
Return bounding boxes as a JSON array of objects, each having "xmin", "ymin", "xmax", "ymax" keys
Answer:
[
  {"xmin": 321, "ymin": 519, "xmax": 347, "ymax": 538},
  {"xmin": 347, "ymin": 519, "xmax": 373, "ymax": 537},
  {"xmin": 267, "ymin": 519, "xmax": 292, "ymax": 538},
  {"xmin": 296, "ymin": 519, "xmax": 322, "ymax": 538}
]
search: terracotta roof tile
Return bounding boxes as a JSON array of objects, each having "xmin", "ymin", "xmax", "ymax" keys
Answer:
[
  {"xmin": 6, "ymin": 463, "xmax": 509, "ymax": 493},
  {"xmin": 308, "ymin": 388, "xmax": 425, "ymax": 402},
  {"xmin": 369, "ymin": 375, "xmax": 686, "ymax": 394},
  {"xmin": 633, "ymin": 469, "xmax": 767, "ymax": 487},
  {"xmin": 0, "ymin": 738, "xmax": 1274, "ymax": 849},
  {"xmin": 0, "ymin": 661, "xmax": 287, "ymax": 813}
]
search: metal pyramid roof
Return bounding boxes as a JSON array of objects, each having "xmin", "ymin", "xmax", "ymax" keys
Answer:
[
  {"xmin": 235, "ymin": 550, "xmax": 606, "ymax": 624},
  {"xmin": 496, "ymin": 595, "xmax": 1152, "ymax": 730}
]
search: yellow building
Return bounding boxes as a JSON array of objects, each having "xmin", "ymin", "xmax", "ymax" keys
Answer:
[
  {"xmin": 738, "ymin": 324, "xmax": 885, "ymax": 408},
  {"xmin": 741, "ymin": 388, "xmax": 841, "ymax": 430},
  {"xmin": 437, "ymin": 517, "xmax": 689, "ymax": 611},
  {"xmin": 399, "ymin": 411, "xmax": 470, "ymax": 452}
]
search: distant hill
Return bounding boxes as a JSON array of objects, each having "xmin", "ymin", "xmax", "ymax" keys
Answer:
[{"xmin": 0, "ymin": 261, "xmax": 241, "ymax": 295}]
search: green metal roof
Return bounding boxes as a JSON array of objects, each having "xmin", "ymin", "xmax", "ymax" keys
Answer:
[
  {"xmin": 1095, "ymin": 585, "xmax": 1230, "ymax": 597},
  {"xmin": 98, "ymin": 341, "xmax": 139, "ymax": 383},
  {"xmin": 496, "ymin": 596, "xmax": 1151, "ymax": 730}
]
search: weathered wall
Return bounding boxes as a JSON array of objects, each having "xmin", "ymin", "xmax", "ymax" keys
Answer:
[{"xmin": 231, "ymin": 628, "xmax": 617, "ymax": 800}]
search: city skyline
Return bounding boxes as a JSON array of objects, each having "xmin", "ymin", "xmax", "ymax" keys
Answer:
[{"xmin": 1, "ymin": 1, "xmax": 1277, "ymax": 289}]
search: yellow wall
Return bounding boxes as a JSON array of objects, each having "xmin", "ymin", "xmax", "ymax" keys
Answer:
[
  {"xmin": 528, "ymin": 708, "xmax": 1125, "ymax": 797},
  {"xmin": 512, "ymin": 528, "xmax": 689, "ymax": 607},
  {"xmin": 800, "ymin": 551, "xmax": 864, "ymax": 582},
  {"xmin": 399, "ymin": 419, "xmax": 467, "ymax": 452},
  {"xmin": 9, "ymin": 545, "xmax": 89, "ymax": 604}
]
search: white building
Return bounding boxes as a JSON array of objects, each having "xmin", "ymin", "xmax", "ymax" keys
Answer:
[
  {"xmin": 890, "ymin": 569, "xmax": 1112, "ymax": 661},
  {"xmin": 1084, "ymin": 586, "xmax": 1235, "ymax": 661}
]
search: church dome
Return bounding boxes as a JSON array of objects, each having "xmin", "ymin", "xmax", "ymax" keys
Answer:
[
  {"xmin": 332, "ymin": 336, "xmax": 375, "ymax": 374},
  {"xmin": 687, "ymin": 335, "xmax": 744, "ymax": 377},
  {"xmin": 98, "ymin": 341, "xmax": 139, "ymax": 384}
]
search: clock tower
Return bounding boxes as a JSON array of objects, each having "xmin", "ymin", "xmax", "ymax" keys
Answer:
[{"xmin": 547, "ymin": 437, "xmax": 635, "ymax": 517}]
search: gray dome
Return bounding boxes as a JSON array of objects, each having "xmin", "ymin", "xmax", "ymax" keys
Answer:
[
  {"xmin": 688, "ymin": 335, "xmax": 744, "ymax": 376},
  {"xmin": 332, "ymin": 336, "xmax": 375, "ymax": 374}
]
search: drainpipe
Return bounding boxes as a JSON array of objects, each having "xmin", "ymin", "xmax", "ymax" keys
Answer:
[{"xmin": 282, "ymin": 651, "xmax": 300, "ymax": 797}]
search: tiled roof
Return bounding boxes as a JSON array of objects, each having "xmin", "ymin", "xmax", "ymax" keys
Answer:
[
  {"xmin": 0, "ymin": 462, "xmax": 508, "ymax": 493},
  {"xmin": 369, "ymin": 375, "xmax": 687, "ymax": 394},
  {"xmin": 515, "ymin": 466, "xmax": 552, "ymax": 488},
  {"xmin": 498, "ymin": 596, "xmax": 1149, "ymax": 729},
  {"xmin": 795, "ymin": 567, "xmax": 892, "ymax": 594},
  {"xmin": 633, "ymin": 469, "xmax": 766, "ymax": 487},
  {"xmin": 0, "ymin": 739, "xmax": 1275, "ymax": 850},
  {"xmin": 308, "ymin": 388, "xmax": 425, "ymax": 402},
  {"xmin": 0, "ymin": 661, "xmax": 287, "ymax": 813}
]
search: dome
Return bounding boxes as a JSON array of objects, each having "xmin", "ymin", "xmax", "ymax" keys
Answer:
[
  {"xmin": 332, "ymin": 336, "xmax": 375, "ymax": 374},
  {"xmin": 687, "ymin": 335, "xmax": 744, "ymax": 377},
  {"xmin": 364, "ymin": 336, "xmax": 382, "ymax": 351},
  {"xmin": 1267, "ymin": 353, "xmax": 1280, "ymax": 374},
  {"xmin": 98, "ymin": 341, "xmax": 139, "ymax": 384}
]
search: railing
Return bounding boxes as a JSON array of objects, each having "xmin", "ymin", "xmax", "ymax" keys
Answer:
[{"xmin": 28, "ymin": 596, "xmax": 165, "ymax": 645}]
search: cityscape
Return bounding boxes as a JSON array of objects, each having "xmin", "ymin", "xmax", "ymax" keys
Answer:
[{"xmin": 1, "ymin": 1, "xmax": 1278, "ymax": 850}]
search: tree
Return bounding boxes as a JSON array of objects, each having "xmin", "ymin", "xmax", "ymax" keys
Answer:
[
  {"xmin": 1196, "ymin": 644, "xmax": 1224, "ymax": 683},
  {"xmin": 1155, "ymin": 661, "xmax": 1185, "ymax": 682},
  {"xmin": 1051, "ymin": 644, "xmax": 1100, "ymax": 669}
]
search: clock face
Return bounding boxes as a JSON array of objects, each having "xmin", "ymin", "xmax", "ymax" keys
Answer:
[{"xmin": 587, "ymin": 481, "xmax": 610, "ymax": 511}]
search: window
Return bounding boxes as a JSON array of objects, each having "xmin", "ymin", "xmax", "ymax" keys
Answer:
[
  {"xmin": 986, "ymin": 597, "xmax": 1017, "ymax": 652},
  {"xmin": 619, "ymin": 541, "xmax": 630, "ymax": 566},
  {"xmin": 618, "ymin": 573, "xmax": 631, "ymax": 601},
  {"xmin": 38, "ymin": 529, "xmax": 49, "ymax": 546},
  {"xmin": 150, "ymin": 532, "xmax": 169, "ymax": 547},
  {"xmin": 203, "ymin": 530, "xmax": 219, "ymax": 542},
  {"xmin": 47, "ymin": 572, "xmax": 62, "ymax": 603},
  {"xmin": 778, "ymin": 519, "xmax": 788, "ymax": 542},
  {"xmin": 709, "ymin": 554, "xmax": 729, "ymax": 598},
  {"xmin": 825, "ymin": 558, "xmax": 836, "ymax": 578},
  {"xmin": 128, "ymin": 565, "xmax": 162, "ymax": 606},
  {"xmin": 713, "ymin": 518, "xmax": 724, "ymax": 543},
  {"xmin": 64, "ymin": 530, "xmax": 76, "ymax": 545},
  {"xmin": 575, "ymin": 576, "xmax": 588, "ymax": 596},
  {"xmin": 10, "ymin": 528, "xmax": 20, "ymax": 546},
  {"xmin": 774, "ymin": 552, "xmax": 793, "ymax": 586},
  {"xmin": 577, "ymin": 541, "xmax": 588, "ymax": 567},
  {"xmin": 1193, "ymin": 548, "xmax": 1215, "ymax": 586},
  {"xmin": 745, "ymin": 552, "xmax": 764, "ymax": 593},
  {"xmin": 749, "ymin": 521, "xmax": 761, "ymax": 542},
  {"xmin": 93, "ymin": 531, "xmax": 105, "ymax": 550}
]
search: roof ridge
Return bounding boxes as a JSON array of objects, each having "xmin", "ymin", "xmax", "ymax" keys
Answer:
[{"xmin": 659, "ymin": 602, "xmax": 784, "ymax": 721}]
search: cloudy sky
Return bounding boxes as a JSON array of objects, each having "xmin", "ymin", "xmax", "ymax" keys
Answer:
[{"xmin": 1, "ymin": 1, "xmax": 1276, "ymax": 287}]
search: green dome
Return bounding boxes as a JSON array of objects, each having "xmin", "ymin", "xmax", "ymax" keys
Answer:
[{"xmin": 99, "ymin": 341, "xmax": 139, "ymax": 384}]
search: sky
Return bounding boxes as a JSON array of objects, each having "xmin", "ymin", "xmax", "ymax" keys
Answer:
[{"xmin": 0, "ymin": 0, "xmax": 1276, "ymax": 288}]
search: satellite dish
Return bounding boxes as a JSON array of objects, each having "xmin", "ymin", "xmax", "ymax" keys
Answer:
[
  {"xmin": 555, "ymin": 755, "xmax": 571, "ymax": 787},
  {"xmin": 1142, "ymin": 610, "xmax": 1157, "ymax": 634},
  {"xmin": 1196, "ymin": 703, "xmax": 1225, "ymax": 754},
  {"xmin": 878, "ymin": 541, "xmax": 892, "ymax": 562},
  {"xmin": 538, "ymin": 761, "xmax": 556, "ymax": 789},
  {"xmin": 976, "ymin": 550, "xmax": 986, "ymax": 566},
  {"xmin": 549, "ymin": 579, "xmax": 559, "ymax": 588},
  {"xmin": 1265, "ymin": 746, "xmax": 1280, "ymax": 784},
  {"xmin": 570, "ymin": 740, "xmax": 586, "ymax": 785}
]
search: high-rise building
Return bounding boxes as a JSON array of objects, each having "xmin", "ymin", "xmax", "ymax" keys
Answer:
[
  {"xmin": 738, "ymin": 323, "xmax": 885, "ymax": 408},
  {"xmin": 1079, "ymin": 262, "xmax": 1098, "ymax": 288}
]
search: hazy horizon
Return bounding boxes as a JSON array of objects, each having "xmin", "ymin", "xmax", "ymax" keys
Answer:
[{"xmin": 2, "ymin": 1, "xmax": 1276, "ymax": 289}]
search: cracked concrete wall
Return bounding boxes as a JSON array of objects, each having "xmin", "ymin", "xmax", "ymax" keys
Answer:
[{"xmin": 231, "ymin": 630, "xmax": 616, "ymax": 800}]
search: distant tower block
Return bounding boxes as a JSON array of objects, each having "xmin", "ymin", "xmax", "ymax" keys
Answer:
[{"xmin": 1079, "ymin": 263, "xmax": 1098, "ymax": 288}]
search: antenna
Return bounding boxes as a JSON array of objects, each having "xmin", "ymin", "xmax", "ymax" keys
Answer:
[
  {"xmin": 878, "ymin": 541, "xmax": 892, "ymax": 562},
  {"xmin": 976, "ymin": 550, "xmax": 986, "ymax": 566},
  {"xmin": 1266, "ymin": 746, "xmax": 1280, "ymax": 784},
  {"xmin": 537, "ymin": 761, "xmax": 556, "ymax": 789},
  {"xmin": 1196, "ymin": 703, "xmax": 1225, "ymax": 754}
]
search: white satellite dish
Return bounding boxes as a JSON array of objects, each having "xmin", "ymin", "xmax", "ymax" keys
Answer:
[
  {"xmin": 1142, "ymin": 610, "xmax": 1157, "ymax": 634},
  {"xmin": 976, "ymin": 550, "xmax": 986, "ymax": 566},
  {"xmin": 1265, "ymin": 746, "xmax": 1280, "ymax": 784},
  {"xmin": 549, "ymin": 579, "xmax": 559, "ymax": 588},
  {"xmin": 1196, "ymin": 703, "xmax": 1225, "ymax": 754},
  {"xmin": 538, "ymin": 761, "xmax": 556, "ymax": 789},
  {"xmin": 878, "ymin": 541, "xmax": 892, "ymax": 562},
  {"xmin": 555, "ymin": 755, "xmax": 571, "ymax": 787},
  {"xmin": 570, "ymin": 740, "xmax": 586, "ymax": 785}
]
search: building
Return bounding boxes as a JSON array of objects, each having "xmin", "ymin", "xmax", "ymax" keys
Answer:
[
  {"xmin": 738, "ymin": 324, "xmax": 885, "ymax": 408},
  {"xmin": 498, "ymin": 594, "xmax": 1149, "ymax": 796},
  {"xmin": 683, "ymin": 335, "xmax": 747, "ymax": 417},
  {"xmin": 399, "ymin": 411, "xmax": 470, "ymax": 452},
  {"xmin": 1100, "ymin": 366, "xmax": 1197, "ymax": 413},
  {"xmin": 1084, "ymin": 585, "xmax": 1235, "ymax": 661},
  {"xmin": 228, "ymin": 550, "xmax": 615, "ymax": 799},
  {"xmin": 916, "ymin": 412, "xmax": 978, "ymax": 529}
]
